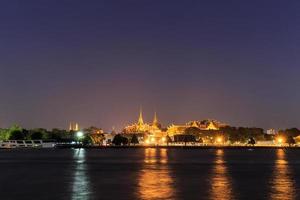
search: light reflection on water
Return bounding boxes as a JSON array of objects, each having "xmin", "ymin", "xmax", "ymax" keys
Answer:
[
  {"xmin": 210, "ymin": 149, "xmax": 234, "ymax": 200},
  {"xmin": 71, "ymin": 149, "xmax": 91, "ymax": 200},
  {"xmin": 270, "ymin": 149, "xmax": 296, "ymax": 200},
  {"xmin": 138, "ymin": 148, "xmax": 174, "ymax": 200}
]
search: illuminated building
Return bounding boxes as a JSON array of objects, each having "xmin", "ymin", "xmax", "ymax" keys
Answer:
[
  {"xmin": 122, "ymin": 109, "xmax": 166, "ymax": 144},
  {"xmin": 123, "ymin": 109, "xmax": 162, "ymax": 135},
  {"xmin": 123, "ymin": 110, "xmax": 227, "ymax": 144},
  {"xmin": 267, "ymin": 129, "xmax": 277, "ymax": 135},
  {"xmin": 69, "ymin": 122, "xmax": 79, "ymax": 131},
  {"xmin": 167, "ymin": 119, "xmax": 226, "ymax": 136}
]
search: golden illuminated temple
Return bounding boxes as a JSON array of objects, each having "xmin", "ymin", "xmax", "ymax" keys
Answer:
[
  {"xmin": 123, "ymin": 109, "xmax": 162, "ymax": 135},
  {"xmin": 167, "ymin": 120, "xmax": 227, "ymax": 136},
  {"xmin": 69, "ymin": 122, "xmax": 79, "ymax": 131},
  {"xmin": 123, "ymin": 109, "xmax": 227, "ymax": 142}
]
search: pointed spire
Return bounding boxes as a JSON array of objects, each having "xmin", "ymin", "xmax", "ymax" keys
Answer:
[
  {"xmin": 153, "ymin": 111, "xmax": 158, "ymax": 125},
  {"xmin": 69, "ymin": 122, "xmax": 72, "ymax": 131},
  {"xmin": 138, "ymin": 107, "xmax": 144, "ymax": 125},
  {"xmin": 75, "ymin": 123, "xmax": 79, "ymax": 131}
]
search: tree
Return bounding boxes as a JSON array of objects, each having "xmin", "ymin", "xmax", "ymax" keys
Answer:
[
  {"xmin": 122, "ymin": 137, "xmax": 129, "ymax": 145},
  {"xmin": 166, "ymin": 135, "xmax": 172, "ymax": 146},
  {"xmin": 248, "ymin": 137, "xmax": 256, "ymax": 146},
  {"xmin": 9, "ymin": 130, "xmax": 24, "ymax": 140},
  {"xmin": 174, "ymin": 134, "xmax": 196, "ymax": 146},
  {"xmin": 30, "ymin": 131, "xmax": 44, "ymax": 140},
  {"xmin": 48, "ymin": 129, "xmax": 69, "ymax": 141},
  {"xmin": 112, "ymin": 134, "xmax": 128, "ymax": 146},
  {"xmin": 130, "ymin": 134, "xmax": 139, "ymax": 145},
  {"xmin": 280, "ymin": 128, "xmax": 300, "ymax": 138},
  {"xmin": 220, "ymin": 126, "xmax": 240, "ymax": 144},
  {"xmin": 198, "ymin": 138, "xmax": 203, "ymax": 144},
  {"xmin": 286, "ymin": 136, "xmax": 296, "ymax": 146},
  {"xmin": 8, "ymin": 125, "xmax": 24, "ymax": 140},
  {"xmin": 82, "ymin": 135, "xmax": 93, "ymax": 145},
  {"xmin": 0, "ymin": 129, "xmax": 9, "ymax": 140}
]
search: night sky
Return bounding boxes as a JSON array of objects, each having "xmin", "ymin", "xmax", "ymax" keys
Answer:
[{"xmin": 0, "ymin": 1, "xmax": 300, "ymax": 131}]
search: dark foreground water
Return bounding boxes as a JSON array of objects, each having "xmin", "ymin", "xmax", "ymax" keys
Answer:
[{"xmin": 0, "ymin": 148, "xmax": 300, "ymax": 200}]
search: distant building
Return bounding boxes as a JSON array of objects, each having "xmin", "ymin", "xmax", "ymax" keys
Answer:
[
  {"xmin": 167, "ymin": 119, "xmax": 227, "ymax": 136},
  {"xmin": 69, "ymin": 122, "xmax": 79, "ymax": 131},
  {"xmin": 103, "ymin": 133, "xmax": 116, "ymax": 145},
  {"xmin": 122, "ymin": 109, "xmax": 166, "ymax": 144},
  {"xmin": 122, "ymin": 109, "xmax": 228, "ymax": 144},
  {"xmin": 266, "ymin": 129, "xmax": 277, "ymax": 135},
  {"xmin": 123, "ymin": 109, "xmax": 162, "ymax": 135}
]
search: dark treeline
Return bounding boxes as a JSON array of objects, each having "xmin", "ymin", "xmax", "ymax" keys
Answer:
[
  {"xmin": 0, "ymin": 125, "xmax": 104, "ymax": 145},
  {"xmin": 0, "ymin": 125, "xmax": 74, "ymax": 141}
]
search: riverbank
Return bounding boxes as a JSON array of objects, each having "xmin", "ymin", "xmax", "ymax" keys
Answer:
[{"xmin": 55, "ymin": 144, "xmax": 300, "ymax": 149}]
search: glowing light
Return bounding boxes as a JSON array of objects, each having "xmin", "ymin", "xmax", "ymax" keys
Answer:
[
  {"xmin": 277, "ymin": 137, "xmax": 284, "ymax": 144},
  {"xmin": 145, "ymin": 139, "xmax": 150, "ymax": 144},
  {"xmin": 216, "ymin": 137, "xmax": 223, "ymax": 143},
  {"xmin": 161, "ymin": 137, "xmax": 166, "ymax": 142},
  {"xmin": 76, "ymin": 131, "xmax": 84, "ymax": 138},
  {"xmin": 151, "ymin": 138, "xmax": 155, "ymax": 143}
]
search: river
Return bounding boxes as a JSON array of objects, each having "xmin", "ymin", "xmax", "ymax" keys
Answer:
[{"xmin": 0, "ymin": 148, "xmax": 299, "ymax": 200}]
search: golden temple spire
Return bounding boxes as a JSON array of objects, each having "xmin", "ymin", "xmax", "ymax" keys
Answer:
[
  {"xmin": 138, "ymin": 107, "xmax": 144, "ymax": 125},
  {"xmin": 153, "ymin": 111, "xmax": 158, "ymax": 125},
  {"xmin": 75, "ymin": 123, "xmax": 79, "ymax": 131},
  {"xmin": 69, "ymin": 122, "xmax": 72, "ymax": 131}
]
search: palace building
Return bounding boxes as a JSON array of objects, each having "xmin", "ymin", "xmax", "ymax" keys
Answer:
[
  {"xmin": 69, "ymin": 122, "xmax": 79, "ymax": 131},
  {"xmin": 167, "ymin": 119, "xmax": 227, "ymax": 136},
  {"xmin": 122, "ymin": 109, "xmax": 228, "ymax": 144},
  {"xmin": 122, "ymin": 109, "xmax": 162, "ymax": 135}
]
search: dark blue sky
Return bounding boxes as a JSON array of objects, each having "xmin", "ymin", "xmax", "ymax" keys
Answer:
[{"xmin": 0, "ymin": 1, "xmax": 300, "ymax": 131}]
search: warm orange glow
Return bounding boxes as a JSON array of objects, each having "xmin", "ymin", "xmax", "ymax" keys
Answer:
[
  {"xmin": 151, "ymin": 137, "xmax": 155, "ymax": 143},
  {"xmin": 277, "ymin": 137, "xmax": 284, "ymax": 144},
  {"xmin": 138, "ymin": 148, "xmax": 174, "ymax": 199},
  {"xmin": 216, "ymin": 137, "xmax": 223, "ymax": 143},
  {"xmin": 210, "ymin": 149, "xmax": 234, "ymax": 199},
  {"xmin": 145, "ymin": 139, "xmax": 150, "ymax": 144},
  {"xmin": 161, "ymin": 137, "xmax": 166, "ymax": 142},
  {"xmin": 270, "ymin": 149, "xmax": 295, "ymax": 199}
]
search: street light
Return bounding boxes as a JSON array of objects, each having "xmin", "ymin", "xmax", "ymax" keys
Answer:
[
  {"xmin": 277, "ymin": 137, "xmax": 284, "ymax": 145},
  {"xmin": 76, "ymin": 131, "xmax": 84, "ymax": 139},
  {"xmin": 216, "ymin": 137, "xmax": 223, "ymax": 143},
  {"xmin": 145, "ymin": 139, "xmax": 150, "ymax": 145}
]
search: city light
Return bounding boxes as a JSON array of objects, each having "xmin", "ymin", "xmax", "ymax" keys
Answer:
[
  {"xmin": 151, "ymin": 137, "xmax": 155, "ymax": 143},
  {"xmin": 76, "ymin": 131, "xmax": 84, "ymax": 139},
  {"xmin": 161, "ymin": 137, "xmax": 166, "ymax": 142},
  {"xmin": 277, "ymin": 137, "xmax": 284, "ymax": 144},
  {"xmin": 216, "ymin": 137, "xmax": 223, "ymax": 143},
  {"xmin": 145, "ymin": 139, "xmax": 150, "ymax": 144}
]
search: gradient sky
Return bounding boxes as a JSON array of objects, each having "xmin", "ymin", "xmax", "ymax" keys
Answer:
[{"xmin": 0, "ymin": 1, "xmax": 300, "ymax": 131}]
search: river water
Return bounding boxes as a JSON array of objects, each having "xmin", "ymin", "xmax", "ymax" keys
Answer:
[{"xmin": 0, "ymin": 148, "xmax": 299, "ymax": 200}]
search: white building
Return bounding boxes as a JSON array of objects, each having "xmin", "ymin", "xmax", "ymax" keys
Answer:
[{"xmin": 266, "ymin": 129, "xmax": 277, "ymax": 135}]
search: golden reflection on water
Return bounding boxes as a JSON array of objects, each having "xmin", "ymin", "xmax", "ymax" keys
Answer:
[
  {"xmin": 270, "ymin": 149, "xmax": 296, "ymax": 200},
  {"xmin": 138, "ymin": 148, "xmax": 174, "ymax": 200},
  {"xmin": 210, "ymin": 149, "xmax": 234, "ymax": 200},
  {"xmin": 72, "ymin": 149, "xmax": 91, "ymax": 200}
]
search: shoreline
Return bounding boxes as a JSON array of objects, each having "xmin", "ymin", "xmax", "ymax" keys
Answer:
[
  {"xmin": 55, "ymin": 145, "xmax": 300, "ymax": 149},
  {"xmin": 2, "ymin": 145, "xmax": 300, "ymax": 150}
]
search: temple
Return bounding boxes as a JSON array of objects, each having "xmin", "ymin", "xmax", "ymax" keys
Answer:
[
  {"xmin": 167, "ymin": 120, "xmax": 227, "ymax": 136},
  {"xmin": 69, "ymin": 122, "xmax": 79, "ymax": 131},
  {"xmin": 122, "ymin": 109, "xmax": 227, "ymax": 144},
  {"xmin": 123, "ymin": 109, "xmax": 162, "ymax": 135}
]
